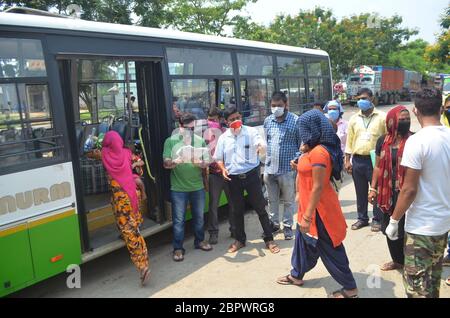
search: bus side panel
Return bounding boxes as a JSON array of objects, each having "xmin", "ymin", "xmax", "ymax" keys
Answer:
[
  {"xmin": 0, "ymin": 227, "xmax": 35, "ymax": 297},
  {"xmin": 28, "ymin": 212, "xmax": 81, "ymax": 283}
]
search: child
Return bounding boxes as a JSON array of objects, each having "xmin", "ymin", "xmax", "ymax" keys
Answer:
[{"xmin": 130, "ymin": 144, "xmax": 147, "ymax": 202}]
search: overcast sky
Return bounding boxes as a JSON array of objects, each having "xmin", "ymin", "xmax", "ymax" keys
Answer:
[{"xmin": 243, "ymin": 0, "xmax": 448, "ymax": 44}]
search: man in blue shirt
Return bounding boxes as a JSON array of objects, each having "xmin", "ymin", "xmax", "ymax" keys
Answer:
[
  {"xmin": 214, "ymin": 107, "xmax": 280, "ymax": 254},
  {"xmin": 264, "ymin": 91, "xmax": 301, "ymax": 240}
]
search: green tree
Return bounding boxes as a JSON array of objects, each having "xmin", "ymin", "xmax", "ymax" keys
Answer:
[
  {"xmin": 425, "ymin": 5, "xmax": 449, "ymax": 71},
  {"xmin": 233, "ymin": 8, "xmax": 418, "ymax": 80}
]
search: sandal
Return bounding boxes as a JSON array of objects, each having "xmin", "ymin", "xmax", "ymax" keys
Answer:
[
  {"xmin": 227, "ymin": 240, "xmax": 245, "ymax": 253},
  {"xmin": 276, "ymin": 275, "xmax": 304, "ymax": 286},
  {"xmin": 140, "ymin": 267, "xmax": 150, "ymax": 287},
  {"xmin": 380, "ymin": 261, "xmax": 403, "ymax": 271},
  {"xmin": 266, "ymin": 240, "xmax": 280, "ymax": 254},
  {"xmin": 446, "ymin": 277, "xmax": 450, "ymax": 286},
  {"xmin": 330, "ymin": 288, "xmax": 359, "ymax": 298},
  {"xmin": 196, "ymin": 241, "xmax": 213, "ymax": 251},
  {"xmin": 173, "ymin": 250, "xmax": 184, "ymax": 262}
]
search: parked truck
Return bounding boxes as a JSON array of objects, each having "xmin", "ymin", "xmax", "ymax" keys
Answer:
[{"xmin": 346, "ymin": 65, "xmax": 421, "ymax": 106}]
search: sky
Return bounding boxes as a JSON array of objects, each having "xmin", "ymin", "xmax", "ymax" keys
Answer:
[{"xmin": 243, "ymin": 0, "xmax": 448, "ymax": 44}]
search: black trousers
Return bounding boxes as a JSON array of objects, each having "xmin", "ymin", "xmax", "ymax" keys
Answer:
[
  {"xmin": 228, "ymin": 167, "xmax": 274, "ymax": 245},
  {"xmin": 380, "ymin": 191, "xmax": 405, "ymax": 265},
  {"xmin": 352, "ymin": 155, "xmax": 383, "ymax": 223}
]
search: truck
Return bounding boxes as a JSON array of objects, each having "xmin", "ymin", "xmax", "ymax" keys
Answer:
[{"xmin": 346, "ymin": 65, "xmax": 421, "ymax": 106}]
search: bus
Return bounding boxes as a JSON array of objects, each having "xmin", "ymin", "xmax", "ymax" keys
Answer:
[{"xmin": 0, "ymin": 7, "xmax": 332, "ymax": 297}]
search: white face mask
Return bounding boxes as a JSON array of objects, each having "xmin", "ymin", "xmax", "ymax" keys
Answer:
[{"xmin": 271, "ymin": 107, "xmax": 285, "ymax": 117}]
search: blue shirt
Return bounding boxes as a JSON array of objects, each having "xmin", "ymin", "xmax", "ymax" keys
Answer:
[
  {"xmin": 213, "ymin": 125, "xmax": 264, "ymax": 175},
  {"xmin": 264, "ymin": 112, "xmax": 301, "ymax": 175}
]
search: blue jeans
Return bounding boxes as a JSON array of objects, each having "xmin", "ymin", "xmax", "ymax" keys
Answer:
[
  {"xmin": 171, "ymin": 189, "xmax": 205, "ymax": 252},
  {"xmin": 263, "ymin": 171, "xmax": 296, "ymax": 228}
]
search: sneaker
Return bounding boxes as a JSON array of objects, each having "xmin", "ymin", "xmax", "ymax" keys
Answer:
[
  {"xmin": 209, "ymin": 233, "xmax": 218, "ymax": 245},
  {"xmin": 283, "ymin": 227, "xmax": 293, "ymax": 240},
  {"xmin": 351, "ymin": 220, "xmax": 369, "ymax": 230},
  {"xmin": 371, "ymin": 221, "xmax": 381, "ymax": 232}
]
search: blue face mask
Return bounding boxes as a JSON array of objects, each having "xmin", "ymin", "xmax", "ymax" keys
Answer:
[
  {"xmin": 328, "ymin": 109, "xmax": 340, "ymax": 122},
  {"xmin": 446, "ymin": 109, "xmax": 450, "ymax": 116},
  {"xmin": 357, "ymin": 99, "xmax": 373, "ymax": 112}
]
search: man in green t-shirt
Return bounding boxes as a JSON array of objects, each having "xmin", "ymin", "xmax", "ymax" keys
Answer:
[{"xmin": 163, "ymin": 113, "xmax": 213, "ymax": 262}]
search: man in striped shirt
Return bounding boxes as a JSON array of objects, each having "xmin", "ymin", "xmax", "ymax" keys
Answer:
[{"xmin": 263, "ymin": 91, "xmax": 302, "ymax": 240}]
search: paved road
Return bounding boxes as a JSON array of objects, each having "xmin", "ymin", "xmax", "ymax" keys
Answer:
[{"xmin": 11, "ymin": 102, "xmax": 450, "ymax": 298}]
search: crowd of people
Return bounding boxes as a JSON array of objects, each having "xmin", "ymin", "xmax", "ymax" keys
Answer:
[{"xmin": 100, "ymin": 88, "xmax": 450, "ymax": 298}]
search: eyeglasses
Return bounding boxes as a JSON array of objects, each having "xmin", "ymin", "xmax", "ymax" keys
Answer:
[{"xmin": 228, "ymin": 116, "xmax": 242, "ymax": 122}]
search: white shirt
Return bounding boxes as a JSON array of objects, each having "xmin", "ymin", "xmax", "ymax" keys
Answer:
[
  {"xmin": 401, "ymin": 125, "xmax": 450, "ymax": 236},
  {"xmin": 213, "ymin": 125, "xmax": 265, "ymax": 175}
]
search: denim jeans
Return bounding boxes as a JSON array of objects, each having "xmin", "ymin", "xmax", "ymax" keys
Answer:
[
  {"xmin": 263, "ymin": 171, "xmax": 296, "ymax": 228},
  {"xmin": 171, "ymin": 189, "xmax": 205, "ymax": 252}
]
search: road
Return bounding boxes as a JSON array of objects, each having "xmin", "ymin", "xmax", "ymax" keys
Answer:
[{"xmin": 10, "ymin": 102, "xmax": 450, "ymax": 298}]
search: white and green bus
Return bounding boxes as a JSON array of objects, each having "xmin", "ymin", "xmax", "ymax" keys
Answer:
[{"xmin": 0, "ymin": 7, "xmax": 332, "ymax": 297}]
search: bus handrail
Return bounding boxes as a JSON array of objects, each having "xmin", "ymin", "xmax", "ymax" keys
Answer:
[
  {"xmin": 0, "ymin": 134, "xmax": 63, "ymax": 147},
  {"xmin": 0, "ymin": 145, "xmax": 63, "ymax": 159}
]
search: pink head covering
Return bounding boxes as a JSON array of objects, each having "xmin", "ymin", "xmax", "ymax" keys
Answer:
[{"xmin": 101, "ymin": 131, "xmax": 139, "ymax": 213}]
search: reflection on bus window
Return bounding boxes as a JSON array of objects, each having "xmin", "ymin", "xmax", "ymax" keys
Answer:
[
  {"xmin": 78, "ymin": 60, "xmax": 137, "ymax": 125},
  {"xmin": 167, "ymin": 47, "xmax": 233, "ymax": 76},
  {"xmin": 280, "ymin": 78, "xmax": 306, "ymax": 114},
  {"xmin": 240, "ymin": 79, "xmax": 274, "ymax": 125},
  {"xmin": 0, "ymin": 83, "xmax": 59, "ymax": 167},
  {"xmin": 170, "ymin": 79, "xmax": 216, "ymax": 122},
  {"xmin": 0, "ymin": 38, "xmax": 47, "ymax": 78}
]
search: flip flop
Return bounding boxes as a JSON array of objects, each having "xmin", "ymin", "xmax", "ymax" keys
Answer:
[
  {"xmin": 266, "ymin": 241, "xmax": 280, "ymax": 254},
  {"xmin": 330, "ymin": 288, "xmax": 359, "ymax": 298},
  {"xmin": 446, "ymin": 277, "xmax": 450, "ymax": 286},
  {"xmin": 276, "ymin": 275, "xmax": 304, "ymax": 286}
]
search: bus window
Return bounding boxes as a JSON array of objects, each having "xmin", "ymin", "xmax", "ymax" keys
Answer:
[
  {"xmin": 0, "ymin": 83, "xmax": 58, "ymax": 168},
  {"xmin": 280, "ymin": 78, "xmax": 306, "ymax": 114},
  {"xmin": 237, "ymin": 53, "xmax": 273, "ymax": 76},
  {"xmin": 170, "ymin": 79, "xmax": 216, "ymax": 122},
  {"xmin": 240, "ymin": 78, "xmax": 274, "ymax": 125},
  {"xmin": 306, "ymin": 58, "xmax": 330, "ymax": 77},
  {"xmin": 0, "ymin": 38, "xmax": 47, "ymax": 78},
  {"xmin": 277, "ymin": 56, "xmax": 305, "ymax": 76},
  {"xmin": 167, "ymin": 47, "xmax": 233, "ymax": 76}
]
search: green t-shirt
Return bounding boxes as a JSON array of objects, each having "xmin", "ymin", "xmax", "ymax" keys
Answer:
[{"xmin": 163, "ymin": 133, "xmax": 208, "ymax": 192}]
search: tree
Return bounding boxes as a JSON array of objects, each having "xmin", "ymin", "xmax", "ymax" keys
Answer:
[
  {"xmin": 425, "ymin": 5, "xmax": 449, "ymax": 71},
  {"xmin": 388, "ymin": 39, "xmax": 430, "ymax": 74},
  {"xmin": 233, "ymin": 8, "xmax": 417, "ymax": 80}
]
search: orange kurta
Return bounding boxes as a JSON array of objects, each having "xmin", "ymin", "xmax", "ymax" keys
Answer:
[{"xmin": 297, "ymin": 145, "xmax": 347, "ymax": 247}]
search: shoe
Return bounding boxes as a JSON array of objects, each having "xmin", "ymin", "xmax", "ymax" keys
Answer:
[
  {"xmin": 227, "ymin": 240, "xmax": 245, "ymax": 253},
  {"xmin": 371, "ymin": 221, "xmax": 381, "ymax": 232},
  {"xmin": 283, "ymin": 227, "xmax": 293, "ymax": 240},
  {"xmin": 208, "ymin": 233, "xmax": 218, "ymax": 245},
  {"xmin": 351, "ymin": 220, "xmax": 369, "ymax": 230}
]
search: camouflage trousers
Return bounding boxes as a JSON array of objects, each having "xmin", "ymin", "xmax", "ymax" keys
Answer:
[{"xmin": 403, "ymin": 232, "xmax": 448, "ymax": 298}]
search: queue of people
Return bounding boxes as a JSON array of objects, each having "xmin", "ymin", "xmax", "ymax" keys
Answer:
[{"xmin": 99, "ymin": 88, "xmax": 449, "ymax": 298}]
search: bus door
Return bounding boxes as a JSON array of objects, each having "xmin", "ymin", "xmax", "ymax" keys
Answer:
[{"xmin": 58, "ymin": 57, "xmax": 167, "ymax": 252}]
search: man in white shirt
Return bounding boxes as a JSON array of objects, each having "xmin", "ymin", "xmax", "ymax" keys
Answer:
[{"xmin": 386, "ymin": 88, "xmax": 450, "ymax": 298}]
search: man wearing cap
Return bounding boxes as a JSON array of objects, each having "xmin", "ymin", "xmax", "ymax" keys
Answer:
[{"xmin": 345, "ymin": 88, "xmax": 386, "ymax": 231}]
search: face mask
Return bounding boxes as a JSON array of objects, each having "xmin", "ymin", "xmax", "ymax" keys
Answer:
[
  {"xmin": 271, "ymin": 107, "xmax": 285, "ymax": 117},
  {"xmin": 328, "ymin": 110, "xmax": 340, "ymax": 122},
  {"xmin": 357, "ymin": 99, "xmax": 373, "ymax": 112},
  {"xmin": 229, "ymin": 119, "xmax": 242, "ymax": 130},
  {"xmin": 208, "ymin": 120, "xmax": 221, "ymax": 129},
  {"xmin": 446, "ymin": 109, "xmax": 450, "ymax": 119},
  {"xmin": 397, "ymin": 120, "xmax": 411, "ymax": 135}
]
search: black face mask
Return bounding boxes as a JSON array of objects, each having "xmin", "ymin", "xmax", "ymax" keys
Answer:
[{"xmin": 397, "ymin": 120, "xmax": 411, "ymax": 135}]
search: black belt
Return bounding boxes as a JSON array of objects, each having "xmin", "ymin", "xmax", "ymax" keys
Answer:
[
  {"xmin": 230, "ymin": 167, "xmax": 259, "ymax": 180},
  {"xmin": 353, "ymin": 154, "xmax": 371, "ymax": 158}
]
